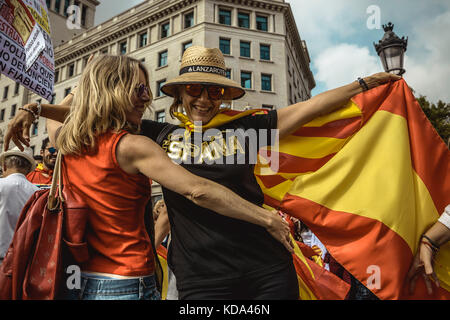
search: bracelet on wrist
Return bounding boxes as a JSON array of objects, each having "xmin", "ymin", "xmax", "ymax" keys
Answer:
[
  {"xmin": 422, "ymin": 235, "xmax": 440, "ymax": 249},
  {"xmin": 357, "ymin": 77, "xmax": 370, "ymax": 91},
  {"xmin": 18, "ymin": 107, "xmax": 37, "ymax": 122},
  {"xmin": 421, "ymin": 240, "xmax": 439, "ymax": 254}
]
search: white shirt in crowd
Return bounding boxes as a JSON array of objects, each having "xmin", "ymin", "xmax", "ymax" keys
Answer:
[
  {"xmin": 0, "ymin": 173, "xmax": 39, "ymax": 258},
  {"xmin": 438, "ymin": 205, "xmax": 450, "ymax": 230}
]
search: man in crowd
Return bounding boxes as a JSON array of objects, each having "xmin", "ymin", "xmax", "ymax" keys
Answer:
[
  {"xmin": 0, "ymin": 146, "xmax": 38, "ymax": 264},
  {"xmin": 27, "ymin": 137, "xmax": 57, "ymax": 189}
]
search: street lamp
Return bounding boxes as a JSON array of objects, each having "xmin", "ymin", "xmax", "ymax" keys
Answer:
[{"xmin": 374, "ymin": 22, "xmax": 408, "ymax": 76}]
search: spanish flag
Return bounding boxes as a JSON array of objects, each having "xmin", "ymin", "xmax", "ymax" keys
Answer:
[{"xmin": 255, "ymin": 79, "xmax": 450, "ymax": 300}]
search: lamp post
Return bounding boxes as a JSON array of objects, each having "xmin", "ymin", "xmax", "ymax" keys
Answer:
[{"xmin": 374, "ymin": 22, "xmax": 408, "ymax": 76}]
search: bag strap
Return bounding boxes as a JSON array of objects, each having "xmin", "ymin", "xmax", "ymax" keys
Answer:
[{"xmin": 48, "ymin": 151, "xmax": 63, "ymax": 210}]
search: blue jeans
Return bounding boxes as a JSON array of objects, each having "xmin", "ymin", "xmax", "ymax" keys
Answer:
[{"xmin": 65, "ymin": 274, "xmax": 161, "ymax": 300}]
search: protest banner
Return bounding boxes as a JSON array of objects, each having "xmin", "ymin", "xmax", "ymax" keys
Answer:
[{"xmin": 0, "ymin": 0, "xmax": 54, "ymax": 101}]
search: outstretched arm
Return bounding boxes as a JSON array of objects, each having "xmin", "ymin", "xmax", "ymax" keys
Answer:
[
  {"xmin": 277, "ymin": 72, "xmax": 402, "ymax": 139},
  {"xmin": 117, "ymin": 134, "xmax": 294, "ymax": 253},
  {"xmin": 4, "ymin": 100, "xmax": 71, "ymax": 151}
]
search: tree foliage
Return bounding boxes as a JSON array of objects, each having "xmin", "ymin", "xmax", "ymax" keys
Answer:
[{"xmin": 416, "ymin": 96, "xmax": 450, "ymax": 146}]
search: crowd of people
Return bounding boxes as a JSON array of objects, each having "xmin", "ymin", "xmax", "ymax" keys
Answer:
[{"xmin": 0, "ymin": 45, "xmax": 448, "ymax": 300}]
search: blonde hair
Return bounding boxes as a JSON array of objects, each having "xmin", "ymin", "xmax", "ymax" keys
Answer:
[{"xmin": 57, "ymin": 55, "xmax": 151, "ymax": 155}]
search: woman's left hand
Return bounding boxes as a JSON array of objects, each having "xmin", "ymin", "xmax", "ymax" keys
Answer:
[
  {"xmin": 3, "ymin": 103, "xmax": 37, "ymax": 151},
  {"xmin": 406, "ymin": 240, "xmax": 440, "ymax": 295},
  {"xmin": 363, "ymin": 72, "xmax": 402, "ymax": 90}
]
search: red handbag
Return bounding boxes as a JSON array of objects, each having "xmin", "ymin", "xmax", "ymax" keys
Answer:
[{"xmin": 0, "ymin": 152, "xmax": 90, "ymax": 300}]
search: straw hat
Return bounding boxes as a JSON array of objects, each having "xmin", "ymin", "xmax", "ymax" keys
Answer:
[
  {"xmin": 0, "ymin": 146, "xmax": 36, "ymax": 171},
  {"xmin": 161, "ymin": 46, "xmax": 246, "ymax": 100}
]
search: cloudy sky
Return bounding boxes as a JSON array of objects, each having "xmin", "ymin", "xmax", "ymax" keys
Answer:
[{"xmin": 94, "ymin": 0, "xmax": 450, "ymax": 102}]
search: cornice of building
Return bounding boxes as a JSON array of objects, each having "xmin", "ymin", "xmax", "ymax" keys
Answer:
[
  {"xmin": 214, "ymin": 0, "xmax": 286, "ymax": 12},
  {"xmin": 281, "ymin": 3, "xmax": 316, "ymax": 90},
  {"xmin": 54, "ymin": 0, "xmax": 199, "ymax": 65}
]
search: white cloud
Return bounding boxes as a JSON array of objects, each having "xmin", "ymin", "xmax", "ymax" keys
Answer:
[
  {"xmin": 403, "ymin": 10, "xmax": 450, "ymax": 102},
  {"xmin": 288, "ymin": 0, "xmax": 450, "ymax": 102},
  {"xmin": 288, "ymin": 0, "xmax": 365, "ymax": 56},
  {"xmin": 314, "ymin": 43, "xmax": 381, "ymax": 90}
]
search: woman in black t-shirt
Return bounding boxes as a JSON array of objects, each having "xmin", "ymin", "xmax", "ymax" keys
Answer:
[{"xmin": 141, "ymin": 46, "xmax": 400, "ymax": 299}]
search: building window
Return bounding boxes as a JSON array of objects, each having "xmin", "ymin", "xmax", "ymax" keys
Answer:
[
  {"xmin": 158, "ymin": 50, "xmax": 168, "ymax": 67},
  {"xmin": 46, "ymin": 0, "xmax": 51, "ymax": 10},
  {"xmin": 82, "ymin": 56, "xmax": 90, "ymax": 68},
  {"xmin": 289, "ymin": 84, "xmax": 293, "ymax": 104},
  {"xmin": 55, "ymin": 69, "xmax": 59, "ymax": 83},
  {"xmin": 182, "ymin": 41, "xmax": 192, "ymax": 54},
  {"xmin": 55, "ymin": 0, "xmax": 61, "ymax": 13},
  {"xmin": 0, "ymin": 109, "xmax": 5, "ymax": 122},
  {"xmin": 241, "ymin": 71, "xmax": 252, "ymax": 89},
  {"xmin": 161, "ymin": 22, "xmax": 170, "ymax": 39},
  {"xmin": 219, "ymin": 9, "xmax": 231, "ymax": 25},
  {"xmin": 139, "ymin": 33, "xmax": 148, "ymax": 48},
  {"xmin": 119, "ymin": 41, "xmax": 127, "ymax": 55},
  {"xmin": 50, "ymin": 94, "xmax": 56, "ymax": 104},
  {"xmin": 63, "ymin": 0, "xmax": 70, "ymax": 16},
  {"xmin": 256, "ymin": 15, "xmax": 268, "ymax": 31},
  {"xmin": 64, "ymin": 87, "xmax": 72, "ymax": 97},
  {"xmin": 240, "ymin": 41, "xmax": 251, "ymax": 58},
  {"xmin": 156, "ymin": 80, "xmax": 166, "ymax": 97},
  {"xmin": 10, "ymin": 104, "xmax": 17, "ymax": 118},
  {"xmin": 184, "ymin": 11, "xmax": 194, "ymax": 28},
  {"xmin": 81, "ymin": 5, "xmax": 87, "ymax": 26},
  {"xmin": 68, "ymin": 63, "xmax": 75, "ymax": 77},
  {"xmin": 156, "ymin": 111, "xmax": 166, "ymax": 123},
  {"xmin": 3, "ymin": 86, "xmax": 9, "ymax": 100},
  {"xmin": 219, "ymin": 38, "xmax": 231, "ymax": 55},
  {"xmin": 238, "ymin": 12, "xmax": 250, "ymax": 28},
  {"xmin": 31, "ymin": 122, "xmax": 38, "ymax": 136},
  {"xmin": 14, "ymin": 82, "xmax": 20, "ymax": 95},
  {"xmin": 261, "ymin": 74, "xmax": 272, "ymax": 91},
  {"xmin": 260, "ymin": 44, "xmax": 270, "ymax": 60},
  {"xmin": 100, "ymin": 47, "xmax": 108, "ymax": 54},
  {"xmin": 225, "ymin": 69, "xmax": 231, "ymax": 79}
]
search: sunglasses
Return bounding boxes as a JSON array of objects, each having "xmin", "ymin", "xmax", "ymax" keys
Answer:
[
  {"xmin": 184, "ymin": 84, "xmax": 225, "ymax": 100},
  {"xmin": 135, "ymin": 83, "xmax": 151, "ymax": 99},
  {"xmin": 46, "ymin": 147, "xmax": 57, "ymax": 154}
]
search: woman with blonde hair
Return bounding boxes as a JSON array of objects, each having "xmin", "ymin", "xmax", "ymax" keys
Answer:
[{"xmin": 7, "ymin": 54, "xmax": 292, "ymax": 300}]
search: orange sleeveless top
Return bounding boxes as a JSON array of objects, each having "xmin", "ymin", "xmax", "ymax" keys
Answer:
[{"xmin": 62, "ymin": 131, "xmax": 154, "ymax": 276}]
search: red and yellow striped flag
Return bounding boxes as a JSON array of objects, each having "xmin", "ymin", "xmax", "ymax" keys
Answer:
[{"xmin": 255, "ymin": 79, "xmax": 450, "ymax": 300}]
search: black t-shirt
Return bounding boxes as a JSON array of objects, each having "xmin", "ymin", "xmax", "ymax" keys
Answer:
[{"xmin": 141, "ymin": 111, "xmax": 292, "ymax": 289}]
